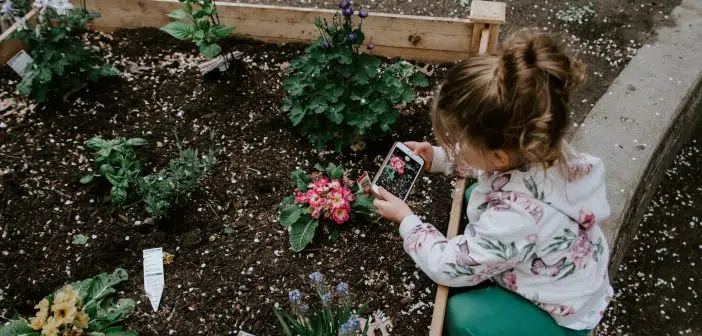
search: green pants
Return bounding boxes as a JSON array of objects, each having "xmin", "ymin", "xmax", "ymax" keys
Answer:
[{"xmin": 445, "ymin": 185, "xmax": 591, "ymax": 336}]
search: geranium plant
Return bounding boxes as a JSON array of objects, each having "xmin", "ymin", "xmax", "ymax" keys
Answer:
[
  {"xmin": 160, "ymin": 0, "xmax": 234, "ymax": 59},
  {"xmin": 282, "ymin": 3, "xmax": 429, "ymax": 151},
  {"xmin": 274, "ymin": 271, "xmax": 370, "ymax": 336},
  {"xmin": 0, "ymin": 268, "xmax": 138, "ymax": 336},
  {"xmin": 383, "ymin": 155, "xmax": 416, "ymax": 181},
  {"xmin": 4, "ymin": 0, "xmax": 117, "ymax": 102},
  {"xmin": 279, "ymin": 163, "xmax": 374, "ymax": 252}
]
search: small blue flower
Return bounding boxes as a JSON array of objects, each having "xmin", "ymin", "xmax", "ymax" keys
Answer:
[
  {"xmin": 288, "ymin": 289, "xmax": 301, "ymax": 304},
  {"xmin": 338, "ymin": 314, "xmax": 361, "ymax": 335},
  {"xmin": 337, "ymin": 0, "xmax": 351, "ymax": 9},
  {"xmin": 300, "ymin": 303, "xmax": 310, "ymax": 313},
  {"xmin": 342, "ymin": 7, "xmax": 354, "ymax": 17},
  {"xmin": 358, "ymin": 8, "xmax": 369, "ymax": 18},
  {"xmin": 309, "ymin": 271, "xmax": 323, "ymax": 282},
  {"xmin": 322, "ymin": 40, "xmax": 330, "ymax": 49},
  {"xmin": 1, "ymin": 0, "xmax": 13, "ymax": 14},
  {"xmin": 321, "ymin": 292, "xmax": 332, "ymax": 306},
  {"xmin": 335, "ymin": 282, "xmax": 349, "ymax": 294},
  {"xmin": 347, "ymin": 32, "xmax": 357, "ymax": 42}
]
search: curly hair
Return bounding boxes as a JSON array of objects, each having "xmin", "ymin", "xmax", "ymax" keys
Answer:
[{"xmin": 432, "ymin": 29, "xmax": 586, "ymax": 168}]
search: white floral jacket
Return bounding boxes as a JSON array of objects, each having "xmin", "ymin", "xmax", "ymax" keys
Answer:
[{"xmin": 399, "ymin": 146, "xmax": 614, "ymax": 330}]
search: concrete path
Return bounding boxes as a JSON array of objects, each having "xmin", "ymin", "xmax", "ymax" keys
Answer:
[{"xmin": 571, "ymin": 0, "xmax": 702, "ymax": 275}]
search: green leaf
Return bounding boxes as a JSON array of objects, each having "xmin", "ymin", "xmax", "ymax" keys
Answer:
[
  {"xmin": 125, "ymin": 138, "xmax": 147, "ymax": 146},
  {"xmin": 209, "ymin": 24, "xmax": 234, "ymax": 39},
  {"xmin": 0, "ymin": 319, "xmax": 37, "ymax": 336},
  {"xmin": 81, "ymin": 174, "xmax": 95, "ymax": 184},
  {"xmin": 279, "ymin": 203, "xmax": 304, "ymax": 227},
  {"xmin": 289, "ymin": 170, "xmax": 309, "ymax": 192},
  {"xmin": 327, "ymin": 163, "xmax": 344, "ymax": 180},
  {"xmin": 167, "ymin": 8, "xmax": 188, "ymax": 19},
  {"xmin": 199, "ymin": 43, "xmax": 222, "ymax": 59},
  {"xmin": 289, "ymin": 218, "xmax": 319, "ymax": 252},
  {"xmin": 110, "ymin": 186, "xmax": 127, "ymax": 204},
  {"xmin": 411, "ymin": 72, "xmax": 429, "ymax": 87},
  {"xmin": 400, "ymin": 89, "xmax": 415, "ymax": 103},
  {"xmin": 289, "ymin": 105, "xmax": 306, "ymax": 126},
  {"xmin": 326, "ymin": 103, "xmax": 345, "ymax": 124},
  {"xmin": 38, "ymin": 67, "xmax": 52, "ymax": 84},
  {"xmin": 72, "ymin": 234, "xmax": 89, "ymax": 245},
  {"xmin": 353, "ymin": 193, "xmax": 375, "ymax": 212},
  {"xmin": 313, "ymin": 163, "xmax": 326, "ymax": 172},
  {"xmin": 160, "ymin": 21, "xmax": 195, "ymax": 40},
  {"xmin": 329, "ymin": 224, "xmax": 341, "ymax": 242},
  {"xmin": 84, "ymin": 268, "xmax": 129, "ymax": 304}
]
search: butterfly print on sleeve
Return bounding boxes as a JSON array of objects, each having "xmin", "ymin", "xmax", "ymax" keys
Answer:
[{"xmin": 530, "ymin": 253, "xmax": 567, "ymax": 277}]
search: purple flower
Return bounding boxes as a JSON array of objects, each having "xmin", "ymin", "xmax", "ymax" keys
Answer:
[
  {"xmin": 358, "ymin": 8, "xmax": 369, "ymax": 18},
  {"xmin": 337, "ymin": 0, "xmax": 351, "ymax": 9},
  {"xmin": 321, "ymin": 293, "xmax": 332, "ymax": 306},
  {"xmin": 366, "ymin": 42, "xmax": 375, "ymax": 50},
  {"xmin": 342, "ymin": 7, "xmax": 354, "ymax": 17},
  {"xmin": 309, "ymin": 271, "xmax": 323, "ymax": 282},
  {"xmin": 300, "ymin": 303, "xmax": 310, "ymax": 313},
  {"xmin": 1, "ymin": 0, "xmax": 12, "ymax": 14},
  {"xmin": 322, "ymin": 40, "xmax": 330, "ymax": 49},
  {"xmin": 335, "ymin": 282, "xmax": 349, "ymax": 294},
  {"xmin": 347, "ymin": 32, "xmax": 357, "ymax": 42},
  {"xmin": 288, "ymin": 289, "xmax": 301, "ymax": 304}
]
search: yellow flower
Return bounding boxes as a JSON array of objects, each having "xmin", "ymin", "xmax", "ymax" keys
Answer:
[
  {"xmin": 51, "ymin": 300, "xmax": 78, "ymax": 326},
  {"xmin": 41, "ymin": 317, "xmax": 59, "ymax": 336},
  {"xmin": 30, "ymin": 298, "xmax": 51, "ymax": 330},
  {"xmin": 54, "ymin": 286, "xmax": 79, "ymax": 305},
  {"xmin": 74, "ymin": 309, "xmax": 89, "ymax": 329}
]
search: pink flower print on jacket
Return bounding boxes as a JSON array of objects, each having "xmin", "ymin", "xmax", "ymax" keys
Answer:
[
  {"xmin": 479, "ymin": 173, "xmax": 545, "ymax": 223},
  {"xmin": 538, "ymin": 303, "xmax": 576, "ymax": 316},
  {"xmin": 470, "ymin": 259, "xmax": 519, "ymax": 283},
  {"xmin": 502, "ymin": 271, "xmax": 518, "ymax": 291},
  {"xmin": 567, "ymin": 162, "xmax": 594, "ymax": 182},
  {"xmin": 578, "ymin": 208, "xmax": 596, "ymax": 231},
  {"xmin": 456, "ymin": 240, "xmax": 480, "ymax": 268},
  {"xmin": 571, "ymin": 231, "xmax": 594, "ymax": 268},
  {"xmin": 404, "ymin": 224, "xmax": 443, "ymax": 253}
]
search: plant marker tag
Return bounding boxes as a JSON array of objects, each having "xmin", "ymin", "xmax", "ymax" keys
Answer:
[
  {"xmin": 143, "ymin": 247, "xmax": 165, "ymax": 312},
  {"xmin": 357, "ymin": 171, "xmax": 371, "ymax": 194},
  {"xmin": 7, "ymin": 50, "xmax": 33, "ymax": 77},
  {"xmin": 237, "ymin": 331, "xmax": 256, "ymax": 336}
]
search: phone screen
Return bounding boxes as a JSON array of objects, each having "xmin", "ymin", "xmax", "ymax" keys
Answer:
[{"xmin": 375, "ymin": 146, "xmax": 422, "ymax": 200}]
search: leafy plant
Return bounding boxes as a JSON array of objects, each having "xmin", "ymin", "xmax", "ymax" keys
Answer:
[
  {"xmin": 81, "ymin": 137, "xmax": 146, "ymax": 204},
  {"xmin": 81, "ymin": 135, "xmax": 215, "ymax": 218},
  {"xmin": 279, "ymin": 163, "xmax": 375, "ymax": 252},
  {"xmin": 274, "ymin": 271, "xmax": 370, "ymax": 336},
  {"xmin": 282, "ymin": 3, "xmax": 428, "ymax": 151},
  {"xmin": 0, "ymin": 268, "xmax": 138, "ymax": 336},
  {"xmin": 6, "ymin": 0, "xmax": 117, "ymax": 102},
  {"xmin": 160, "ymin": 0, "xmax": 234, "ymax": 59},
  {"xmin": 136, "ymin": 142, "xmax": 215, "ymax": 217}
]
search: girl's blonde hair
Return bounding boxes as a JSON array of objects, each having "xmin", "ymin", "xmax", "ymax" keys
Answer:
[{"xmin": 432, "ymin": 29, "xmax": 586, "ymax": 167}]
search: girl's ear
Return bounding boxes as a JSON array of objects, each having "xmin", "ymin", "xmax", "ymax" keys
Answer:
[{"xmin": 491, "ymin": 150, "xmax": 511, "ymax": 170}]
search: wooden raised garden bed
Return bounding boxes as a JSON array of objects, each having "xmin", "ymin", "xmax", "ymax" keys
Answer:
[{"xmin": 1, "ymin": 0, "xmax": 505, "ymax": 63}]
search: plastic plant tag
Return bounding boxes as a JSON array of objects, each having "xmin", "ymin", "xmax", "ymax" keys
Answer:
[
  {"xmin": 7, "ymin": 50, "xmax": 33, "ymax": 77},
  {"xmin": 143, "ymin": 247, "xmax": 165, "ymax": 312},
  {"xmin": 357, "ymin": 171, "xmax": 371, "ymax": 194},
  {"xmin": 237, "ymin": 331, "xmax": 256, "ymax": 336}
]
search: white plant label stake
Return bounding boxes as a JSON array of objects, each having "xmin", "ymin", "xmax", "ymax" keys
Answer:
[
  {"xmin": 143, "ymin": 247, "xmax": 165, "ymax": 312},
  {"xmin": 7, "ymin": 50, "xmax": 33, "ymax": 77}
]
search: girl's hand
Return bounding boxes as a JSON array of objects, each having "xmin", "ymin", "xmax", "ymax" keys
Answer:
[
  {"xmin": 405, "ymin": 141, "xmax": 433, "ymax": 172},
  {"xmin": 373, "ymin": 187, "xmax": 414, "ymax": 224}
]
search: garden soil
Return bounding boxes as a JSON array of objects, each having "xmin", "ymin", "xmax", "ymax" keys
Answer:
[{"xmin": 0, "ymin": 0, "xmax": 685, "ymax": 334}]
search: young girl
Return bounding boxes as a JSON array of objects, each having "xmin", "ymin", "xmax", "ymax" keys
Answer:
[{"xmin": 374, "ymin": 29, "xmax": 613, "ymax": 335}]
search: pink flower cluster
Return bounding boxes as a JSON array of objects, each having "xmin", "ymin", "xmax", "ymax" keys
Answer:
[
  {"xmin": 295, "ymin": 176, "xmax": 355, "ymax": 224},
  {"xmin": 389, "ymin": 155, "xmax": 405, "ymax": 175}
]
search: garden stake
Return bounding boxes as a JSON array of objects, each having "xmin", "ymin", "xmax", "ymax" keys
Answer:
[{"xmin": 428, "ymin": 177, "xmax": 467, "ymax": 336}]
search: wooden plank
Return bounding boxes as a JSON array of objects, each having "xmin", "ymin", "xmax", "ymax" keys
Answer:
[
  {"xmin": 428, "ymin": 177, "xmax": 467, "ymax": 336},
  {"xmin": 487, "ymin": 23, "xmax": 500, "ymax": 54},
  {"xmin": 469, "ymin": 0, "xmax": 506, "ymax": 24},
  {"xmin": 77, "ymin": 0, "xmax": 491, "ymax": 62},
  {"xmin": 0, "ymin": 8, "xmax": 38, "ymax": 64},
  {"xmin": 470, "ymin": 22, "xmax": 483, "ymax": 56},
  {"xmin": 0, "ymin": 8, "xmax": 37, "ymax": 41}
]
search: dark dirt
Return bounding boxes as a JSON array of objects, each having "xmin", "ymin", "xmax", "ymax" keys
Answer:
[
  {"xmin": 597, "ymin": 127, "xmax": 702, "ymax": 336},
  {"xmin": 229, "ymin": 0, "xmax": 682, "ymax": 125},
  {"xmin": 0, "ymin": 28, "xmax": 454, "ymax": 335}
]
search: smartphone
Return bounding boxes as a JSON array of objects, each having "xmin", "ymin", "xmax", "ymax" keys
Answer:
[{"xmin": 372, "ymin": 142, "xmax": 424, "ymax": 201}]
